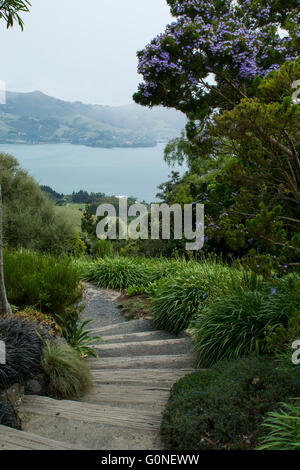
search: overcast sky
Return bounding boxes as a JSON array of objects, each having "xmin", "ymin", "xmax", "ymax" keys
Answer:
[{"xmin": 0, "ymin": 0, "xmax": 172, "ymax": 106}]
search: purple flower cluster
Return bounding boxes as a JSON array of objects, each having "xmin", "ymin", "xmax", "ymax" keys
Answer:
[{"xmin": 136, "ymin": 0, "xmax": 296, "ymax": 101}]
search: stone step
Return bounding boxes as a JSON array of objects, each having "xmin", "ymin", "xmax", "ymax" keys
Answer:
[
  {"xmin": 90, "ymin": 368, "xmax": 193, "ymax": 386},
  {"xmin": 94, "ymin": 338, "xmax": 192, "ymax": 357},
  {"xmin": 101, "ymin": 330, "xmax": 177, "ymax": 344},
  {"xmin": 19, "ymin": 395, "xmax": 162, "ymax": 450},
  {"xmin": 86, "ymin": 354, "xmax": 197, "ymax": 370},
  {"xmin": 21, "ymin": 414, "xmax": 161, "ymax": 450},
  {"xmin": 0, "ymin": 424, "xmax": 88, "ymax": 450},
  {"xmin": 81, "ymin": 384, "xmax": 170, "ymax": 410},
  {"xmin": 20, "ymin": 395, "xmax": 162, "ymax": 432},
  {"xmin": 89, "ymin": 319, "xmax": 154, "ymax": 336}
]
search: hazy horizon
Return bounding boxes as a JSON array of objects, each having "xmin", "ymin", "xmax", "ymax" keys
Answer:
[{"xmin": 0, "ymin": 0, "xmax": 173, "ymax": 107}]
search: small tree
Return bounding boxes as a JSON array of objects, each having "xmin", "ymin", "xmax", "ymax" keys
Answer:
[
  {"xmin": 0, "ymin": 0, "xmax": 31, "ymax": 30},
  {"xmin": 0, "ymin": 185, "xmax": 11, "ymax": 316},
  {"xmin": 0, "ymin": 0, "xmax": 30, "ymax": 315}
]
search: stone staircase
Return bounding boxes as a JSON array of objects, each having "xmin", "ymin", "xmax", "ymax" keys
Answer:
[{"xmin": 0, "ymin": 318, "xmax": 196, "ymax": 450}]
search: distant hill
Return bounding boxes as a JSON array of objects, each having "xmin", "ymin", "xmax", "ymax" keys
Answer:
[{"xmin": 0, "ymin": 91, "xmax": 186, "ymax": 148}]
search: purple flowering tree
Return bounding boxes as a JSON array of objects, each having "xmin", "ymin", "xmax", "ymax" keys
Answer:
[
  {"xmin": 134, "ymin": 0, "xmax": 299, "ymax": 115},
  {"xmin": 134, "ymin": 1, "xmax": 300, "ymax": 271}
]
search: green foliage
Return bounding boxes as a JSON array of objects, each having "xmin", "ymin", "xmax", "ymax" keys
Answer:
[
  {"xmin": 0, "ymin": 154, "xmax": 75, "ymax": 254},
  {"xmin": 81, "ymin": 256, "xmax": 181, "ymax": 291},
  {"xmin": 257, "ymin": 400, "xmax": 300, "ymax": 450},
  {"xmin": 82, "ymin": 257, "xmax": 148, "ymax": 290},
  {"xmin": 4, "ymin": 250, "xmax": 83, "ymax": 319},
  {"xmin": 41, "ymin": 341, "xmax": 92, "ymax": 399},
  {"xmin": 263, "ymin": 276, "xmax": 300, "ymax": 354},
  {"xmin": 56, "ymin": 311, "xmax": 101, "ymax": 358},
  {"xmin": 81, "ymin": 204, "xmax": 96, "ymax": 237},
  {"xmin": 0, "ymin": 0, "xmax": 31, "ymax": 30},
  {"xmin": 125, "ymin": 285, "xmax": 147, "ymax": 297},
  {"xmin": 93, "ymin": 239, "xmax": 113, "ymax": 258},
  {"xmin": 154, "ymin": 60, "xmax": 300, "ymax": 269},
  {"xmin": 151, "ymin": 262, "xmax": 237, "ymax": 334},
  {"xmin": 70, "ymin": 234, "xmax": 86, "ymax": 258},
  {"xmin": 192, "ymin": 274, "xmax": 300, "ymax": 367},
  {"xmin": 0, "ymin": 316, "xmax": 45, "ymax": 388},
  {"xmin": 161, "ymin": 357, "xmax": 300, "ymax": 450}
]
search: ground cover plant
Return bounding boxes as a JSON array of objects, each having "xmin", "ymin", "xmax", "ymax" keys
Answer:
[
  {"xmin": 117, "ymin": 293, "xmax": 152, "ymax": 321},
  {"xmin": 161, "ymin": 357, "xmax": 300, "ymax": 450}
]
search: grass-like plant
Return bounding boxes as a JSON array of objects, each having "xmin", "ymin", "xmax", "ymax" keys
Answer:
[
  {"xmin": 151, "ymin": 261, "xmax": 237, "ymax": 334},
  {"xmin": 124, "ymin": 284, "xmax": 147, "ymax": 297},
  {"xmin": 81, "ymin": 256, "xmax": 183, "ymax": 290},
  {"xmin": 257, "ymin": 400, "xmax": 300, "ymax": 450},
  {"xmin": 56, "ymin": 311, "xmax": 102, "ymax": 358},
  {"xmin": 41, "ymin": 341, "xmax": 93, "ymax": 399},
  {"xmin": 161, "ymin": 357, "xmax": 300, "ymax": 450},
  {"xmin": 192, "ymin": 273, "xmax": 300, "ymax": 367},
  {"xmin": 4, "ymin": 250, "xmax": 83, "ymax": 318}
]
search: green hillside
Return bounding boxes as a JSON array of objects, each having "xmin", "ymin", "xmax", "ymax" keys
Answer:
[{"xmin": 0, "ymin": 91, "xmax": 186, "ymax": 148}]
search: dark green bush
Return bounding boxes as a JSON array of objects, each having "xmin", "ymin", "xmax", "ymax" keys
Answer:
[
  {"xmin": 161, "ymin": 357, "xmax": 300, "ymax": 450},
  {"xmin": 4, "ymin": 250, "xmax": 83, "ymax": 319},
  {"xmin": 0, "ymin": 153, "xmax": 75, "ymax": 254},
  {"xmin": 0, "ymin": 316, "xmax": 46, "ymax": 388},
  {"xmin": 151, "ymin": 262, "xmax": 238, "ymax": 334},
  {"xmin": 193, "ymin": 274, "xmax": 300, "ymax": 367}
]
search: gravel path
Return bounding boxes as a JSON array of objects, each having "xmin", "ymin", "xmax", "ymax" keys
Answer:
[{"xmin": 82, "ymin": 283, "xmax": 126, "ymax": 329}]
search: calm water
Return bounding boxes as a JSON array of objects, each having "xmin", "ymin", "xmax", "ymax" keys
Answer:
[{"xmin": 0, "ymin": 143, "xmax": 186, "ymax": 202}]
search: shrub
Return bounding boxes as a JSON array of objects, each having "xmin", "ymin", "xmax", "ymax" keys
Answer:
[
  {"xmin": 263, "ymin": 274, "xmax": 300, "ymax": 354},
  {"xmin": 41, "ymin": 341, "xmax": 92, "ymax": 399},
  {"xmin": 192, "ymin": 274, "xmax": 300, "ymax": 367},
  {"xmin": 93, "ymin": 239, "xmax": 113, "ymax": 258},
  {"xmin": 257, "ymin": 400, "xmax": 300, "ymax": 450},
  {"xmin": 81, "ymin": 256, "xmax": 181, "ymax": 290},
  {"xmin": 161, "ymin": 357, "xmax": 300, "ymax": 450},
  {"xmin": 4, "ymin": 250, "xmax": 83, "ymax": 319},
  {"xmin": 0, "ymin": 316, "xmax": 46, "ymax": 389},
  {"xmin": 82, "ymin": 257, "xmax": 149, "ymax": 290},
  {"xmin": 0, "ymin": 153, "xmax": 75, "ymax": 254},
  {"xmin": 70, "ymin": 234, "xmax": 86, "ymax": 258},
  {"xmin": 151, "ymin": 261, "xmax": 237, "ymax": 334}
]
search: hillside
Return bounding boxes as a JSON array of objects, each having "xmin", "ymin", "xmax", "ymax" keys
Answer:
[{"xmin": 0, "ymin": 91, "xmax": 186, "ymax": 148}]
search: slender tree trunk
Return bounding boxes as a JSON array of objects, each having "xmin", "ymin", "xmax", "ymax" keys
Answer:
[{"xmin": 0, "ymin": 184, "xmax": 11, "ymax": 316}]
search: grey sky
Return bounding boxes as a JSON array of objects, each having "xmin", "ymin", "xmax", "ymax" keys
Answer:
[{"xmin": 0, "ymin": 0, "xmax": 172, "ymax": 106}]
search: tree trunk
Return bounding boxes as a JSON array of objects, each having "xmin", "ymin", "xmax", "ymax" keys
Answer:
[{"xmin": 0, "ymin": 184, "xmax": 11, "ymax": 316}]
